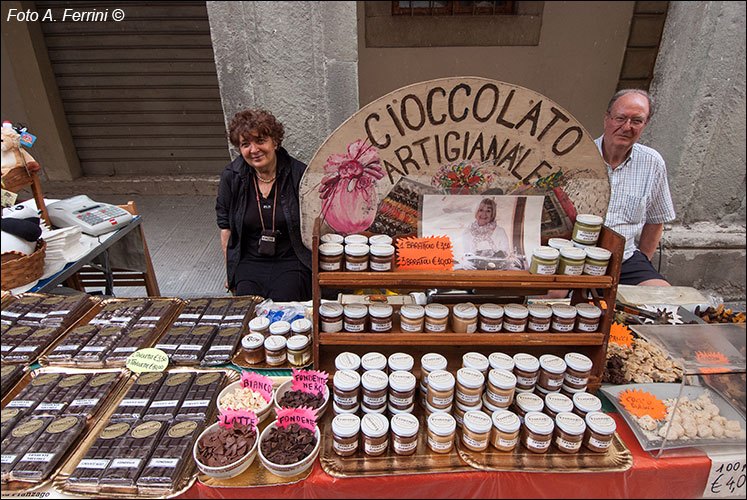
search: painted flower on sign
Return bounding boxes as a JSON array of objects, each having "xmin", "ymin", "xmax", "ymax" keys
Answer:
[
  {"xmin": 319, "ymin": 139, "xmax": 385, "ymax": 233},
  {"xmin": 431, "ymin": 160, "xmax": 493, "ymax": 195}
]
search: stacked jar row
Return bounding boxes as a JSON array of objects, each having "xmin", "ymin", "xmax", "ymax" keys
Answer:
[
  {"xmin": 240, "ymin": 316, "xmax": 313, "ymax": 367},
  {"xmin": 319, "ymin": 302, "xmax": 603, "ymax": 334},
  {"xmin": 319, "ymin": 233, "xmax": 395, "ymax": 272}
]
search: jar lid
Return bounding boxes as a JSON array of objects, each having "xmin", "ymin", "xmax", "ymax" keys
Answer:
[
  {"xmin": 488, "ymin": 368, "xmax": 516, "ymax": 390},
  {"xmin": 551, "ymin": 304, "xmax": 577, "ymax": 319},
  {"xmin": 463, "ymin": 410, "xmax": 492, "ymax": 434},
  {"xmin": 515, "ymin": 392, "xmax": 544, "ymax": 412},
  {"xmin": 453, "ymin": 302, "xmax": 478, "ymax": 319},
  {"xmin": 369, "ymin": 243, "xmax": 394, "ymax": 257},
  {"xmin": 564, "ymin": 352, "xmax": 593, "ymax": 373},
  {"xmin": 560, "ymin": 247, "xmax": 587, "ymax": 260},
  {"xmin": 491, "ymin": 409, "xmax": 521, "ymax": 433},
  {"xmin": 248, "ymin": 316, "xmax": 270, "ymax": 331},
  {"xmin": 573, "ymin": 240, "xmax": 596, "ymax": 249},
  {"xmin": 388, "ymin": 352, "xmax": 414, "ymax": 372},
  {"xmin": 523, "ymin": 411, "xmax": 554, "ymax": 435},
  {"xmin": 389, "ymin": 370, "xmax": 416, "ymax": 392},
  {"xmin": 264, "ymin": 335, "xmax": 286, "ymax": 350},
  {"xmin": 320, "ymin": 302, "xmax": 344, "ymax": 317},
  {"xmin": 368, "ymin": 234, "xmax": 393, "ymax": 246},
  {"xmin": 575, "ymin": 304, "xmax": 602, "ymax": 319},
  {"xmin": 369, "ymin": 303, "xmax": 393, "ymax": 318},
  {"xmin": 269, "ymin": 321, "xmax": 291, "ymax": 336},
  {"xmin": 555, "ymin": 412, "xmax": 586, "ymax": 435},
  {"xmin": 421, "ymin": 353, "xmax": 448, "ymax": 372},
  {"xmin": 319, "ymin": 242, "xmax": 344, "ymax": 256},
  {"xmin": 462, "ymin": 352, "xmax": 489, "ymax": 372},
  {"xmin": 544, "ymin": 392, "xmax": 573, "ymax": 413},
  {"xmin": 527, "ymin": 304, "xmax": 552, "ymax": 319},
  {"xmin": 539, "ymin": 354, "xmax": 567, "ymax": 374},
  {"xmin": 344, "ymin": 234, "xmax": 368, "ymax": 245},
  {"xmin": 585, "ymin": 246, "xmax": 612, "ymax": 261},
  {"xmin": 585, "ymin": 411, "xmax": 616, "ymax": 434},
  {"xmin": 241, "ymin": 333, "xmax": 264, "ymax": 350},
  {"xmin": 290, "ymin": 318, "xmax": 312, "ymax": 333},
  {"xmin": 456, "ymin": 367, "xmax": 485, "ymax": 389},
  {"xmin": 532, "ymin": 246, "xmax": 560, "ymax": 260},
  {"xmin": 331, "ymin": 413, "xmax": 360, "ymax": 438},
  {"xmin": 504, "ymin": 303, "xmax": 529, "ymax": 319},
  {"xmin": 345, "ymin": 243, "xmax": 369, "ymax": 257},
  {"xmin": 361, "ymin": 370, "xmax": 389, "ymax": 391},
  {"xmin": 576, "ymin": 214, "xmax": 603, "ymax": 226},
  {"xmin": 333, "ymin": 369, "xmax": 361, "ymax": 391},
  {"xmin": 343, "ymin": 304, "xmax": 368, "ymax": 319},
  {"xmin": 512, "ymin": 353, "xmax": 539, "ymax": 372},
  {"xmin": 321, "ymin": 233, "xmax": 344, "ymax": 244},
  {"xmin": 335, "ymin": 352, "xmax": 361, "ymax": 371},
  {"xmin": 361, "ymin": 352, "xmax": 387, "ymax": 371},
  {"xmin": 488, "ymin": 352, "xmax": 514, "ymax": 371},
  {"xmin": 390, "ymin": 413, "xmax": 419, "ymax": 437},
  {"xmin": 400, "ymin": 304, "xmax": 425, "ymax": 320},
  {"xmin": 286, "ymin": 335, "xmax": 309, "ymax": 350},
  {"xmin": 427, "ymin": 369, "xmax": 455, "ymax": 391},
  {"xmin": 573, "ymin": 392, "xmax": 602, "ymax": 412},
  {"xmin": 427, "ymin": 412, "xmax": 456, "ymax": 436},
  {"xmin": 424, "ymin": 303, "xmax": 449, "ymax": 319},
  {"xmin": 360, "ymin": 412, "xmax": 389, "ymax": 437},
  {"xmin": 547, "ymin": 238, "xmax": 574, "ymax": 250},
  {"xmin": 479, "ymin": 303, "xmax": 504, "ymax": 319}
]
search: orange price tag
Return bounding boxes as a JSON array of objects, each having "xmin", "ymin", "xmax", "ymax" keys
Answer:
[
  {"xmin": 396, "ymin": 236, "xmax": 453, "ymax": 270},
  {"xmin": 695, "ymin": 351, "xmax": 730, "ymax": 374},
  {"xmin": 618, "ymin": 388, "xmax": 668, "ymax": 420},
  {"xmin": 609, "ymin": 322, "xmax": 633, "ymax": 347}
]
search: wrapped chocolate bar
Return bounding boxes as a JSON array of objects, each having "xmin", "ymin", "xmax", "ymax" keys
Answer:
[
  {"xmin": 172, "ymin": 325, "xmax": 218, "ymax": 365},
  {"xmin": 0, "ymin": 416, "xmax": 53, "ymax": 481},
  {"xmin": 90, "ymin": 300, "xmax": 150, "ymax": 330},
  {"xmin": 10, "ymin": 415, "xmax": 87, "ymax": 482},
  {"xmin": 137, "ymin": 419, "xmax": 204, "ymax": 491},
  {"xmin": 66, "ymin": 421, "xmax": 133, "ymax": 492},
  {"xmin": 5, "ymin": 326, "xmax": 59, "ymax": 364},
  {"xmin": 105, "ymin": 326, "xmax": 156, "ymax": 365},
  {"xmin": 220, "ymin": 298, "xmax": 254, "ymax": 327},
  {"xmin": 110, "ymin": 372, "xmax": 166, "ymax": 422},
  {"xmin": 175, "ymin": 372, "xmax": 224, "ymax": 421},
  {"xmin": 201, "ymin": 326, "xmax": 242, "ymax": 366},
  {"xmin": 99, "ymin": 419, "xmax": 166, "ymax": 492},
  {"xmin": 172, "ymin": 299, "xmax": 209, "ymax": 327},
  {"xmin": 1, "ymin": 408, "xmax": 25, "ymax": 441},
  {"xmin": 1, "ymin": 326, "xmax": 36, "ymax": 361},
  {"xmin": 16, "ymin": 301, "xmax": 53, "ymax": 326},
  {"xmin": 1, "ymin": 295, "xmax": 45, "ymax": 326},
  {"xmin": 39, "ymin": 295, "xmax": 92, "ymax": 328},
  {"xmin": 196, "ymin": 299, "xmax": 231, "ymax": 326},
  {"xmin": 46, "ymin": 325, "xmax": 98, "ymax": 363},
  {"xmin": 154, "ymin": 326, "xmax": 190, "ymax": 359},
  {"xmin": 4, "ymin": 373, "xmax": 62, "ymax": 419},
  {"xmin": 1, "ymin": 364, "xmax": 25, "ymax": 398},
  {"xmin": 72, "ymin": 326, "xmax": 124, "ymax": 365},
  {"xmin": 132, "ymin": 299, "xmax": 178, "ymax": 330},
  {"xmin": 65, "ymin": 372, "xmax": 122, "ymax": 419},
  {"xmin": 32, "ymin": 373, "xmax": 90, "ymax": 417},
  {"xmin": 143, "ymin": 372, "xmax": 195, "ymax": 421}
]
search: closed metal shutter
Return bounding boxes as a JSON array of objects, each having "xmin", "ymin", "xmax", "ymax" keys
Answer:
[{"xmin": 37, "ymin": 1, "xmax": 229, "ymax": 177}]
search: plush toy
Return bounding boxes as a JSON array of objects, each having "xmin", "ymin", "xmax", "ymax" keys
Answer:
[
  {"xmin": 1, "ymin": 122, "xmax": 40, "ymax": 177},
  {"xmin": 1, "ymin": 202, "xmax": 42, "ymax": 255}
]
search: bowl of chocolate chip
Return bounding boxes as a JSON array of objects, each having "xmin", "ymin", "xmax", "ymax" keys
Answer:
[
  {"xmin": 193, "ymin": 421, "xmax": 258, "ymax": 479},
  {"xmin": 258, "ymin": 422, "xmax": 320, "ymax": 477},
  {"xmin": 217, "ymin": 381, "xmax": 274, "ymax": 423},
  {"xmin": 274, "ymin": 379, "xmax": 329, "ymax": 418}
]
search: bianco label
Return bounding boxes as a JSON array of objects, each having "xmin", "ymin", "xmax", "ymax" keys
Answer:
[
  {"xmin": 148, "ymin": 458, "xmax": 179, "ymax": 468},
  {"xmin": 346, "ymin": 261, "xmax": 367, "ymax": 272},
  {"xmin": 150, "ymin": 400, "xmax": 178, "ymax": 408},
  {"xmin": 528, "ymin": 320, "xmax": 550, "ymax": 332},
  {"xmin": 588, "ymin": 436, "xmax": 611, "ymax": 449},
  {"xmin": 111, "ymin": 458, "xmax": 141, "ymax": 468},
  {"xmin": 584, "ymin": 264, "xmax": 607, "ymax": 276},
  {"xmin": 21, "ymin": 453, "xmax": 54, "ymax": 462},
  {"xmin": 369, "ymin": 261, "xmax": 391, "ymax": 271},
  {"xmin": 77, "ymin": 459, "xmax": 109, "ymax": 469},
  {"xmin": 551, "ymin": 321, "xmax": 574, "ymax": 332},
  {"xmin": 364, "ymin": 440, "xmax": 388, "ymax": 454},
  {"xmin": 333, "ymin": 440, "xmax": 358, "ymax": 453},
  {"xmin": 370, "ymin": 321, "xmax": 392, "ymax": 332},
  {"xmin": 424, "ymin": 321, "xmax": 446, "ymax": 332},
  {"xmin": 555, "ymin": 436, "xmax": 582, "ymax": 451},
  {"xmin": 181, "ymin": 400, "xmax": 209, "ymax": 408},
  {"xmin": 525, "ymin": 436, "xmax": 551, "ymax": 450}
]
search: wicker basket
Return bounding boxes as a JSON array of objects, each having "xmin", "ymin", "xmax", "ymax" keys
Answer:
[{"xmin": 1, "ymin": 239, "xmax": 46, "ymax": 291}]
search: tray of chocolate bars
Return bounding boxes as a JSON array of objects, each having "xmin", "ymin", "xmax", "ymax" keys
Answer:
[{"xmin": 52, "ymin": 367, "xmax": 239, "ymax": 498}]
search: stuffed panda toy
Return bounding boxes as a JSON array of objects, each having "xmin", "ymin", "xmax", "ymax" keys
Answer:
[{"xmin": 1, "ymin": 203, "xmax": 42, "ymax": 255}]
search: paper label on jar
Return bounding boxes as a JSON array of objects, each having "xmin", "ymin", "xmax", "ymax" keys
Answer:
[
  {"xmin": 344, "ymin": 321, "xmax": 365, "ymax": 332},
  {"xmin": 21, "ymin": 452, "xmax": 55, "ymax": 462},
  {"xmin": 321, "ymin": 320, "xmax": 343, "ymax": 333},
  {"xmin": 400, "ymin": 322, "xmax": 422, "ymax": 332},
  {"xmin": 534, "ymin": 263, "xmax": 558, "ymax": 274},
  {"xmin": 77, "ymin": 459, "xmax": 109, "ymax": 469},
  {"xmin": 462, "ymin": 434, "xmax": 488, "ymax": 449},
  {"xmin": 320, "ymin": 261, "xmax": 341, "ymax": 271},
  {"xmin": 428, "ymin": 436, "xmax": 452, "ymax": 451},
  {"xmin": 575, "ymin": 229, "xmax": 599, "ymax": 243},
  {"xmin": 457, "ymin": 391, "xmax": 481, "ymax": 404},
  {"xmin": 389, "ymin": 395, "xmax": 414, "ymax": 406},
  {"xmin": 334, "ymin": 395, "xmax": 358, "ymax": 407},
  {"xmin": 555, "ymin": 436, "xmax": 582, "ymax": 451},
  {"xmin": 525, "ymin": 436, "xmax": 551, "ymax": 450},
  {"xmin": 479, "ymin": 321, "xmax": 502, "ymax": 332},
  {"xmin": 425, "ymin": 321, "xmax": 446, "ymax": 332},
  {"xmin": 487, "ymin": 391, "xmax": 511, "ymax": 405},
  {"xmin": 266, "ymin": 353, "xmax": 286, "ymax": 364},
  {"xmin": 584, "ymin": 263, "xmax": 607, "ymax": 276},
  {"xmin": 393, "ymin": 439, "xmax": 417, "ymax": 453},
  {"xmin": 370, "ymin": 320, "xmax": 392, "ymax": 332},
  {"xmin": 111, "ymin": 458, "xmax": 141, "ymax": 468},
  {"xmin": 562, "ymin": 263, "xmax": 584, "ymax": 275},
  {"xmin": 498, "ymin": 436, "xmax": 519, "ymax": 448},
  {"xmin": 565, "ymin": 374, "xmax": 589, "ymax": 386},
  {"xmin": 503, "ymin": 322, "xmax": 525, "ymax": 333},
  {"xmin": 363, "ymin": 395, "xmax": 386, "ymax": 406},
  {"xmin": 588, "ymin": 436, "xmax": 612, "ymax": 449},
  {"xmin": 430, "ymin": 395, "xmax": 453, "ymax": 406},
  {"xmin": 528, "ymin": 320, "xmax": 550, "ymax": 332},
  {"xmin": 465, "ymin": 322, "xmax": 477, "ymax": 333},
  {"xmin": 369, "ymin": 261, "xmax": 391, "ymax": 271},
  {"xmin": 148, "ymin": 458, "xmax": 180, "ymax": 468},
  {"xmin": 576, "ymin": 322, "xmax": 599, "ymax": 332},
  {"xmin": 516, "ymin": 375, "xmax": 538, "ymax": 386},
  {"xmin": 346, "ymin": 261, "xmax": 368, "ymax": 272},
  {"xmin": 551, "ymin": 321, "xmax": 574, "ymax": 332},
  {"xmin": 334, "ymin": 440, "xmax": 358, "ymax": 453},
  {"xmin": 364, "ymin": 439, "xmax": 388, "ymax": 455}
]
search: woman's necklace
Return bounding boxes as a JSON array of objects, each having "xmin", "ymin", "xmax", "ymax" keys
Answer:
[{"xmin": 256, "ymin": 172, "xmax": 276, "ymax": 183}]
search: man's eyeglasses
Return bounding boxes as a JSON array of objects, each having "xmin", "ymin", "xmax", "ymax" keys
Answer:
[{"xmin": 609, "ymin": 114, "xmax": 647, "ymax": 127}]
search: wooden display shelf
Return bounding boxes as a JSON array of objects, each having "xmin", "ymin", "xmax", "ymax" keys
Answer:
[{"xmin": 318, "ymin": 331, "xmax": 606, "ymax": 346}]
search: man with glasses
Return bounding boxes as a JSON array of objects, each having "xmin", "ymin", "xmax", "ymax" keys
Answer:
[{"xmin": 595, "ymin": 89, "xmax": 675, "ymax": 286}]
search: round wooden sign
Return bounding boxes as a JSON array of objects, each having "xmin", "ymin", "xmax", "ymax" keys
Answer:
[{"xmin": 299, "ymin": 77, "xmax": 609, "ymax": 248}]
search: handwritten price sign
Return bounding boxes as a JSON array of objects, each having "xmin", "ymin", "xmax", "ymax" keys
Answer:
[
  {"xmin": 276, "ymin": 406, "xmax": 318, "ymax": 432},
  {"xmin": 617, "ymin": 388, "xmax": 667, "ymax": 420},
  {"xmin": 218, "ymin": 407, "xmax": 258, "ymax": 431},
  {"xmin": 396, "ymin": 236, "xmax": 453, "ymax": 270},
  {"xmin": 240, "ymin": 371, "xmax": 273, "ymax": 404},
  {"xmin": 704, "ymin": 455, "xmax": 746, "ymax": 498},
  {"xmin": 609, "ymin": 322, "xmax": 634, "ymax": 347},
  {"xmin": 291, "ymin": 368, "xmax": 328, "ymax": 397}
]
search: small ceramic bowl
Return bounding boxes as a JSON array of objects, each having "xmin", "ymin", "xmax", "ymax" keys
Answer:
[
  {"xmin": 273, "ymin": 379, "xmax": 329, "ymax": 418},
  {"xmin": 216, "ymin": 380, "xmax": 273, "ymax": 423},
  {"xmin": 257, "ymin": 421, "xmax": 321, "ymax": 477},
  {"xmin": 192, "ymin": 421, "xmax": 258, "ymax": 479}
]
